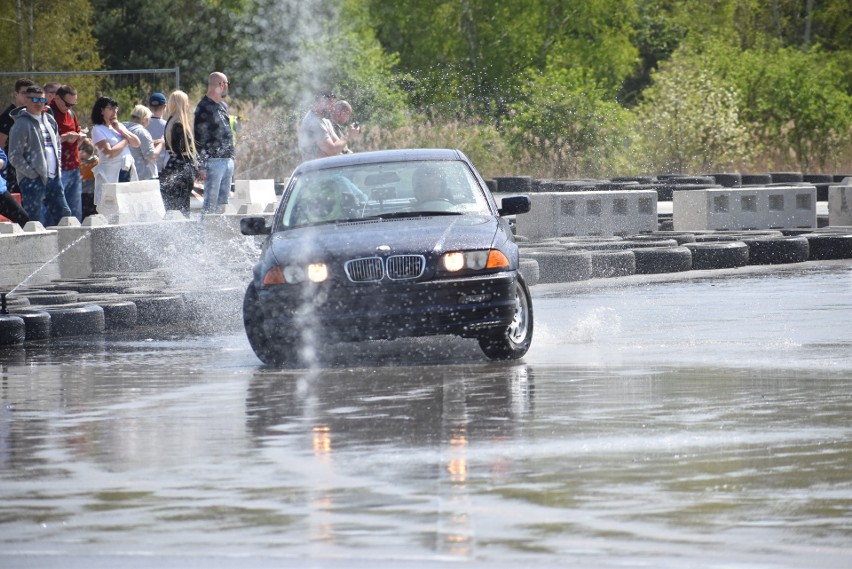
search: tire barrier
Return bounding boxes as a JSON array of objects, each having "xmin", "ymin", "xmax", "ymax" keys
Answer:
[
  {"xmin": 41, "ymin": 304, "xmax": 106, "ymax": 337},
  {"xmin": 684, "ymin": 241, "xmax": 750, "ymax": 270},
  {"xmin": 9, "ymin": 309, "xmax": 52, "ymax": 341},
  {"xmin": 625, "ymin": 233, "xmax": 697, "ymax": 244},
  {"xmin": 694, "ymin": 230, "xmax": 783, "ymax": 242},
  {"xmin": 518, "ymin": 258, "xmax": 540, "ymax": 287},
  {"xmin": 521, "ymin": 250, "xmax": 593, "ymax": 283},
  {"xmin": 770, "ymin": 172, "xmax": 804, "ymax": 184},
  {"xmin": 633, "ymin": 246, "xmax": 693, "ymax": 274},
  {"xmin": 706, "ymin": 173, "xmax": 742, "ymax": 187},
  {"xmin": 97, "ymin": 301, "xmax": 139, "ymax": 329},
  {"xmin": 22, "ymin": 290, "xmax": 80, "ymax": 305},
  {"xmin": 131, "ymin": 294, "xmax": 186, "ymax": 325},
  {"xmin": 494, "ymin": 176, "xmax": 532, "ymax": 194},
  {"xmin": 801, "ymin": 233, "xmax": 852, "ymax": 260},
  {"xmin": 741, "ymin": 236, "xmax": 810, "ymax": 265},
  {"xmin": 590, "ymin": 250, "xmax": 636, "ymax": 278},
  {"xmin": 0, "ymin": 314, "xmax": 26, "ymax": 345},
  {"xmin": 741, "ymin": 174, "xmax": 773, "ymax": 185}
]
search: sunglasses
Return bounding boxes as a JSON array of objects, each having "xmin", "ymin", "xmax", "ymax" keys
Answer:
[
  {"xmin": 61, "ymin": 99, "xmax": 76, "ymax": 107},
  {"xmin": 30, "ymin": 97, "xmax": 47, "ymax": 104}
]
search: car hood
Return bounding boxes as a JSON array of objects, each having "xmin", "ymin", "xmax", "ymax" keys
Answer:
[{"xmin": 268, "ymin": 215, "xmax": 500, "ymax": 263}]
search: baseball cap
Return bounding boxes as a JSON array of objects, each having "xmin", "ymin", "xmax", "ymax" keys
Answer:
[{"xmin": 149, "ymin": 92, "xmax": 167, "ymax": 106}]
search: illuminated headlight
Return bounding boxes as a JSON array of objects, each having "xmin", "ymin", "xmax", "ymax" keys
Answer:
[
  {"xmin": 441, "ymin": 250, "xmax": 509, "ymax": 272},
  {"xmin": 307, "ymin": 263, "xmax": 328, "ymax": 283}
]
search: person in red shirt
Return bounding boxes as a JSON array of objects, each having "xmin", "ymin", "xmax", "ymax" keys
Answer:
[{"xmin": 48, "ymin": 85, "xmax": 86, "ymax": 221}]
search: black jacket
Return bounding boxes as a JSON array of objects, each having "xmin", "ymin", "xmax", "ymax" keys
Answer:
[{"xmin": 193, "ymin": 96, "xmax": 234, "ymax": 167}]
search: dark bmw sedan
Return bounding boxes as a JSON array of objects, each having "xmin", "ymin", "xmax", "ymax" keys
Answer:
[{"xmin": 240, "ymin": 148, "xmax": 533, "ymax": 365}]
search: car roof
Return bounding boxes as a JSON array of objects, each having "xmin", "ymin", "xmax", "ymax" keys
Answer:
[{"xmin": 293, "ymin": 148, "xmax": 469, "ymax": 175}]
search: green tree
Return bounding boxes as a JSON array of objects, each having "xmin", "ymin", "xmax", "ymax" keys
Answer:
[
  {"xmin": 633, "ymin": 47, "xmax": 753, "ymax": 174},
  {"xmin": 729, "ymin": 46, "xmax": 852, "ymax": 170},
  {"xmin": 0, "ymin": 0, "xmax": 101, "ymax": 73},
  {"xmin": 89, "ymin": 0, "xmax": 245, "ymax": 92},
  {"xmin": 505, "ymin": 66, "xmax": 633, "ymax": 177},
  {"xmin": 233, "ymin": 0, "xmax": 409, "ymax": 125}
]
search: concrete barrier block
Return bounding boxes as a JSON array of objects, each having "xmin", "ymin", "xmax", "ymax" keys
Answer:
[
  {"xmin": 82, "ymin": 214, "xmax": 109, "ymax": 227},
  {"xmin": 56, "ymin": 216, "xmax": 81, "ymax": 227},
  {"xmin": 1, "ymin": 221, "xmax": 24, "ymax": 235},
  {"xmin": 674, "ymin": 186, "xmax": 817, "ymax": 231},
  {"xmin": 515, "ymin": 191, "xmax": 657, "ymax": 239},
  {"xmin": 237, "ymin": 203, "xmax": 266, "ymax": 215},
  {"xmin": 98, "ymin": 179, "xmax": 166, "ymax": 223},
  {"xmin": 233, "ymin": 179, "xmax": 276, "ymax": 208},
  {"xmin": 0, "ymin": 230, "xmax": 60, "ymax": 288},
  {"xmin": 514, "ymin": 193, "xmax": 559, "ymax": 240},
  {"xmin": 828, "ymin": 178, "xmax": 852, "ymax": 226},
  {"xmin": 24, "ymin": 221, "xmax": 48, "ymax": 233},
  {"xmin": 555, "ymin": 191, "xmax": 658, "ymax": 236}
]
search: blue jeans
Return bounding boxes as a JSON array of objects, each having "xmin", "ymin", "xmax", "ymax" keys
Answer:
[
  {"xmin": 19, "ymin": 175, "xmax": 72, "ymax": 227},
  {"xmin": 61, "ymin": 168, "xmax": 83, "ymax": 221},
  {"xmin": 202, "ymin": 158, "xmax": 234, "ymax": 214}
]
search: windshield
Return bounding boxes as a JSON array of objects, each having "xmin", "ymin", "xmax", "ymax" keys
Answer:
[{"xmin": 276, "ymin": 160, "xmax": 492, "ymax": 228}]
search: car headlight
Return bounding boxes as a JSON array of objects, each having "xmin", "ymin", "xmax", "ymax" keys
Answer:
[
  {"xmin": 440, "ymin": 249, "xmax": 510, "ymax": 273},
  {"xmin": 263, "ymin": 263, "xmax": 328, "ymax": 285}
]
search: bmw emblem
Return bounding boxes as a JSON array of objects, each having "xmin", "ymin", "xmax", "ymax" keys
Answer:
[{"xmin": 376, "ymin": 245, "xmax": 391, "ymax": 252}]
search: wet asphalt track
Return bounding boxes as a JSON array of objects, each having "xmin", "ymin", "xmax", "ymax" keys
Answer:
[{"xmin": 1, "ymin": 261, "xmax": 851, "ymax": 568}]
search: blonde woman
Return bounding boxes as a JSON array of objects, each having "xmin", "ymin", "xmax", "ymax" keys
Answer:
[{"xmin": 159, "ymin": 91, "xmax": 198, "ymax": 215}]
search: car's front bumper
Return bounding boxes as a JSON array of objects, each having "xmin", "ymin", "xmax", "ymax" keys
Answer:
[{"xmin": 253, "ymin": 272, "xmax": 519, "ymax": 342}]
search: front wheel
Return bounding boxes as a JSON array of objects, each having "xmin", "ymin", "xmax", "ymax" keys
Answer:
[
  {"xmin": 478, "ymin": 275, "xmax": 533, "ymax": 360},
  {"xmin": 243, "ymin": 282, "xmax": 295, "ymax": 365}
]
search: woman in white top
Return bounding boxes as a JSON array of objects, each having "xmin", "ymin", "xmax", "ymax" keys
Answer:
[{"xmin": 90, "ymin": 96, "xmax": 141, "ymax": 208}]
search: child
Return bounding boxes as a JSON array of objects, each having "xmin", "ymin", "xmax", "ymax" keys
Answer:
[
  {"xmin": 79, "ymin": 138, "xmax": 99, "ymax": 219},
  {"xmin": 0, "ymin": 147, "xmax": 30, "ymax": 227}
]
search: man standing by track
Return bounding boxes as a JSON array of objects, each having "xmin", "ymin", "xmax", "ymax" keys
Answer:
[{"xmin": 194, "ymin": 72, "xmax": 234, "ymax": 214}]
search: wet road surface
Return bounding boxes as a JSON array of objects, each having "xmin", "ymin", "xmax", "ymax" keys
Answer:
[{"xmin": 1, "ymin": 262, "xmax": 851, "ymax": 568}]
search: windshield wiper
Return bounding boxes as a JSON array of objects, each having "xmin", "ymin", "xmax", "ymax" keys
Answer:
[{"xmin": 358, "ymin": 211, "xmax": 463, "ymax": 221}]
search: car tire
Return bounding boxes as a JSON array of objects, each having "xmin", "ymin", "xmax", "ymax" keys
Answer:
[
  {"xmin": 97, "ymin": 301, "xmax": 139, "ymax": 329},
  {"xmin": 0, "ymin": 315, "xmax": 26, "ymax": 345},
  {"xmin": 590, "ymin": 250, "xmax": 636, "ymax": 278},
  {"xmin": 742, "ymin": 236, "xmax": 809, "ymax": 264},
  {"xmin": 9, "ymin": 309, "xmax": 52, "ymax": 341},
  {"xmin": 802, "ymin": 233, "xmax": 852, "ymax": 260},
  {"xmin": 478, "ymin": 275, "xmax": 533, "ymax": 360},
  {"xmin": 132, "ymin": 295, "xmax": 186, "ymax": 325},
  {"xmin": 684, "ymin": 241, "xmax": 750, "ymax": 270},
  {"xmin": 518, "ymin": 259, "xmax": 540, "ymax": 287},
  {"xmin": 22, "ymin": 290, "xmax": 80, "ymax": 305},
  {"xmin": 42, "ymin": 304, "xmax": 105, "ymax": 337},
  {"xmin": 522, "ymin": 250, "xmax": 592, "ymax": 283},
  {"xmin": 633, "ymin": 246, "xmax": 693, "ymax": 274},
  {"xmin": 243, "ymin": 282, "xmax": 295, "ymax": 365}
]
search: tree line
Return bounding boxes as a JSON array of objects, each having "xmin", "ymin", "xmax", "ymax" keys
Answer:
[{"xmin": 2, "ymin": 0, "xmax": 850, "ymax": 178}]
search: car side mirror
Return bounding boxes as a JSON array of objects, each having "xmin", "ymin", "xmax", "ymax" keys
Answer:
[
  {"xmin": 240, "ymin": 216, "xmax": 271, "ymax": 235},
  {"xmin": 499, "ymin": 195, "xmax": 531, "ymax": 216}
]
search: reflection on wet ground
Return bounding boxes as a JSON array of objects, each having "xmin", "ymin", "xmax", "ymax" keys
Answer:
[{"xmin": 1, "ymin": 265, "xmax": 851, "ymax": 568}]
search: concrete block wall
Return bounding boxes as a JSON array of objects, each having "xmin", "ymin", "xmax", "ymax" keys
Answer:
[
  {"xmin": 828, "ymin": 178, "xmax": 852, "ymax": 227},
  {"xmin": 673, "ymin": 185, "xmax": 817, "ymax": 231},
  {"xmin": 515, "ymin": 191, "xmax": 658, "ymax": 239},
  {"xmin": 232, "ymin": 179, "xmax": 277, "ymax": 209},
  {"xmin": 99, "ymin": 179, "xmax": 166, "ymax": 223},
  {"xmin": 1, "ymin": 212, "xmax": 273, "ymax": 290},
  {"xmin": 0, "ymin": 222, "xmax": 60, "ymax": 288}
]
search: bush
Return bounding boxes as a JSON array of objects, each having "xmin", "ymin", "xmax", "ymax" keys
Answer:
[
  {"xmin": 504, "ymin": 67, "xmax": 634, "ymax": 178},
  {"xmin": 632, "ymin": 47, "xmax": 754, "ymax": 174}
]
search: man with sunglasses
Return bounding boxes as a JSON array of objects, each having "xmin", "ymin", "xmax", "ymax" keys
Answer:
[
  {"xmin": 0, "ymin": 78, "xmax": 35, "ymax": 196},
  {"xmin": 48, "ymin": 85, "xmax": 85, "ymax": 221},
  {"xmin": 7, "ymin": 86, "xmax": 72, "ymax": 226}
]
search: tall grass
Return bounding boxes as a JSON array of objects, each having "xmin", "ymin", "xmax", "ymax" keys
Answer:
[{"xmin": 231, "ymin": 102, "xmax": 852, "ymax": 182}]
